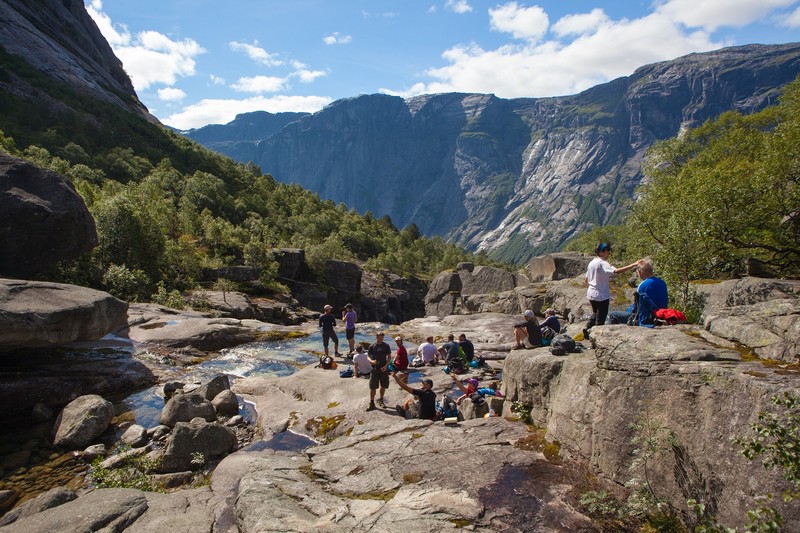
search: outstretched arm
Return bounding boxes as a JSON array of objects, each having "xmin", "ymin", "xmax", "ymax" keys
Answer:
[
  {"xmin": 614, "ymin": 259, "xmax": 641, "ymax": 274},
  {"xmin": 450, "ymin": 374, "xmax": 468, "ymax": 394},
  {"xmin": 392, "ymin": 372, "xmax": 413, "ymax": 393}
]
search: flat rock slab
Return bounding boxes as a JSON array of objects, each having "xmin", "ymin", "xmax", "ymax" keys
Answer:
[
  {"xmin": 122, "ymin": 303, "xmax": 308, "ymax": 352},
  {"xmin": 0, "ymin": 279, "xmax": 128, "ymax": 352}
]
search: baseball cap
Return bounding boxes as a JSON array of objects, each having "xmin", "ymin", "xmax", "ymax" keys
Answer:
[{"xmin": 524, "ymin": 310, "xmax": 534, "ymax": 318}]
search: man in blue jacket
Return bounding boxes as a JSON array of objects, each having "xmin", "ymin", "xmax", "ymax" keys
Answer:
[{"xmin": 608, "ymin": 259, "xmax": 668, "ymax": 327}]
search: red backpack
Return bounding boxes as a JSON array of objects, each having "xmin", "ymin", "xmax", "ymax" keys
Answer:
[{"xmin": 654, "ymin": 308, "xmax": 687, "ymax": 325}]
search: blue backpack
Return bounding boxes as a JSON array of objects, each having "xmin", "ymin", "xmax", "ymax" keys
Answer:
[
  {"xmin": 437, "ymin": 395, "xmax": 459, "ymax": 419},
  {"xmin": 339, "ymin": 366, "xmax": 354, "ymax": 378}
]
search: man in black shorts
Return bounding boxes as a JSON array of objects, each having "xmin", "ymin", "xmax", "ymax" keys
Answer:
[
  {"xmin": 393, "ymin": 375, "xmax": 437, "ymax": 420},
  {"xmin": 319, "ymin": 304, "xmax": 340, "ymax": 357},
  {"xmin": 366, "ymin": 332, "xmax": 391, "ymax": 411}
]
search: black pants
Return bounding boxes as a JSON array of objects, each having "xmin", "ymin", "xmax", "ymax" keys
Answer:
[{"xmin": 586, "ymin": 299, "xmax": 610, "ymax": 330}]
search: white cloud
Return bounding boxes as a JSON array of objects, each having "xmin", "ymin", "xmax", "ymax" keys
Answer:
[
  {"xmin": 445, "ymin": 0, "xmax": 473, "ymax": 14},
  {"xmin": 209, "ymin": 75, "xmax": 226, "ymax": 86},
  {"xmin": 231, "ymin": 75, "xmax": 287, "ymax": 93},
  {"xmin": 164, "ymin": 95, "xmax": 333, "ymax": 130},
  {"xmin": 655, "ymin": 0, "xmax": 798, "ymax": 31},
  {"xmin": 293, "ymin": 69, "xmax": 327, "ymax": 83},
  {"xmin": 405, "ymin": 11, "xmax": 723, "ymax": 99},
  {"xmin": 229, "ymin": 41, "xmax": 283, "ymax": 66},
  {"xmin": 87, "ymin": 4, "xmax": 204, "ymax": 90},
  {"xmin": 323, "ymin": 32, "xmax": 353, "ymax": 45},
  {"xmin": 157, "ymin": 87, "xmax": 186, "ymax": 101},
  {"xmin": 778, "ymin": 5, "xmax": 800, "ymax": 27},
  {"xmin": 489, "ymin": 2, "xmax": 549, "ymax": 41},
  {"xmin": 552, "ymin": 8, "xmax": 610, "ymax": 37}
]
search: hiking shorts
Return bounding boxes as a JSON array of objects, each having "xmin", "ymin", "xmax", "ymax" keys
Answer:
[
  {"xmin": 345, "ymin": 328, "xmax": 355, "ymax": 340},
  {"xmin": 322, "ymin": 330, "xmax": 338, "ymax": 348},
  {"xmin": 369, "ymin": 369, "xmax": 389, "ymax": 390}
]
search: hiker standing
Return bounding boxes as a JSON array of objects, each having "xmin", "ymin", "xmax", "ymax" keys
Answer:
[
  {"xmin": 319, "ymin": 304, "xmax": 340, "ymax": 357},
  {"xmin": 366, "ymin": 332, "xmax": 391, "ymax": 411},
  {"xmin": 583, "ymin": 243, "xmax": 640, "ymax": 339},
  {"xmin": 342, "ymin": 303, "xmax": 357, "ymax": 356}
]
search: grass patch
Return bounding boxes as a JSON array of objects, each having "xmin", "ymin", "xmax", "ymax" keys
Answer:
[
  {"xmin": 298, "ymin": 464, "xmax": 318, "ymax": 480},
  {"xmin": 515, "ymin": 426, "xmax": 562, "ymax": 464},
  {"xmin": 336, "ymin": 488, "xmax": 399, "ymax": 501},
  {"xmin": 328, "ymin": 402, "xmax": 340, "ymax": 408},
  {"xmin": 305, "ymin": 414, "xmax": 346, "ymax": 440},
  {"xmin": 258, "ymin": 330, "xmax": 309, "ymax": 342},
  {"xmin": 403, "ymin": 472, "xmax": 424, "ymax": 484},
  {"xmin": 449, "ymin": 518, "xmax": 472, "ymax": 527}
]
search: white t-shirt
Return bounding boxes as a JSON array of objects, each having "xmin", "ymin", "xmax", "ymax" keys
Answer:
[
  {"xmin": 352, "ymin": 352, "xmax": 373, "ymax": 375},
  {"xmin": 585, "ymin": 256, "xmax": 616, "ymax": 301},
  {"xmin": 417, "ymin": 342, "xmax": 438, "ymax": 363}
]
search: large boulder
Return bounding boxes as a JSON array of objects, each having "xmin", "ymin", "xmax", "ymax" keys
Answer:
[
  {"xmin": 123, "ymin": 303, "xmax": 265, "ymax": 352},
  {"xmin": 0, "ymin": 279, "xmax": 128, "ymax": 352},
  {"xmin": 196, "ymin": 374, "xmax": 231, "ymax": 401},
  {"xmin": 424, "ymin": 271, "xmax": 463, "ymax": 317},
  {"xmin": 502, "ymin": 326, "xmax": 800, "ymax": 530},
  {"xmin": 528, "ymin": 252, "xmax": 591, "ymax": 282},
  {"xmin": 160, "ymin": 393, "xmax": 217, "ymax": 427},
  {"xmin": 694, "ymin": 278, "xmax": 800, "ymax": 361},
  {"xmin": 160, "ymin": 418, "xmax": 237, "ymax": 472},
  {"xmin": 272, "ymin": 248, "xmax": 306, "ymax": 280},
  {"xmin": 52, "ymin": 394, "xmax": 113, "ymax": 450},
  {"xmin": 211, "ymin": 389, "xmax": 240, "ymax": 417},
  {"xmin": 0, "ymin": 152, "xmax": 97, "ymax": 279},
  {"xmin": 0, "ymin": 487, "xmax": 76, "ymax": 527},
  {"xmin": 189, "ymin": 290, "xmax": 255, "ymax": 319},
  {"xmin": 360, "ymin": 270, "xmax": 427, "ymax": 323}
]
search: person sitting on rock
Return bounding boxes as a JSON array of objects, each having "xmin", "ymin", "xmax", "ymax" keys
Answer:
[
  {"xmin": 540, "ymin": 308, "xmax": 560, "ymax": 335},
  {"xmin": 439, "ymin": 334, "xmax": 465, "ymax": 373},
  {"xmin": 393, "ymin": 375, "xmax": 437, "ymax": 420},
  {"xmin": 450, "ymin": 374, "xmax": 479, "ymax": 405},
  {"xmin": 457, "ymin": 333, "xmax": 475, "ymax": 363},
  {"xmin": 352, "ymin": 345, "xmax": 372, "ymax": 379},
  {"xmin": 607, "ymin": 259, "xmax": 669, "ymax": 327},
  {"xmin": 393, "ymin": 336, "xmax": 408, "ymax": 372},
  {"xmin": 513, "ymin": 310, "xmax": 541, "ymax": 349},
  {"xmin": 415, "ymin": 336, "xmax": 439, "ymax": 366}
]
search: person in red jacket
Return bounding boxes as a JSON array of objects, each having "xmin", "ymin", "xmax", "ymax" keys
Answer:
[{"xmin": 393, "ymin": 336, "xmax": 408, "ymax": 372}]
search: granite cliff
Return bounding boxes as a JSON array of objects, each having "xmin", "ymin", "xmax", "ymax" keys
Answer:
[
  {"xmin": 0, "ymin": 0, "xmax": 150, "ymax": 121},
  {"xmin": 187, "ymin": 43, "xmax": 800, "ymax": 263}
]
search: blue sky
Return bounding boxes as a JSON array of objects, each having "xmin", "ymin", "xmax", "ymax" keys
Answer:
[{"xmin": 86, "ymin": 0, "xmax": 800, "ymax": 130}]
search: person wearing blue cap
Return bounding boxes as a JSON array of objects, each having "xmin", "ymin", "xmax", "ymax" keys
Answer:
[{"xmin": 583, "ymin": 242, "xmax": 641, "ymax": 339}]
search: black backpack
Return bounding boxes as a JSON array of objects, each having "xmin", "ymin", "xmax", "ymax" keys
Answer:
[{"xmin": 550, "ymin": 334, "xmax": 576, "ymax": 356}]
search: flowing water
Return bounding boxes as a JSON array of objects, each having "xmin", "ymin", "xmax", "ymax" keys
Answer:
[{"xmin": 0, "ymin": 324, "xmax": 395, "ymax": 508}]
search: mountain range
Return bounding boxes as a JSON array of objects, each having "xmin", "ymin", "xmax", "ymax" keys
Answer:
[{"xmin": 186, "ymin": 43, "xmax": 800, "ymax": 263}]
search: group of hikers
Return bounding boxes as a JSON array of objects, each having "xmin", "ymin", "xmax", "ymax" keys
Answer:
[{"xmin": 318, "ymin": 241, "xmax": 669, "ymax": 420}]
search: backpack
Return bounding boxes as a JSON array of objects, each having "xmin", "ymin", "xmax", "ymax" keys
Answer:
[
  {"xmin": 541, "ymin": 326, "xmax": 557, "ymax": 341},
  {"xmin": 438, "ymin": 395, "xmax": 459, "ymax": 419},
  {"xmin": 550, "ymin": 334, "xmax": 576, "ymax": 356},
  {"xmin": 339, "ymin": 366, "xmax": 353, "ymax": 378},
  {"xmin": 654, "ymin": 308, "xmax": 688, "ymax": 325},
  {"xmin": 319, "ymin": 355, "xmax": 334, "ymax": 369}
]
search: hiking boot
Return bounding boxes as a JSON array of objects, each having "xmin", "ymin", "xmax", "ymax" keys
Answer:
[
  {"xmin": 582, "ymin": 328, "xmax": 590, "ymax": 340},
  {"xmin": 366, "ymin": 402, "xmax": 376, "ymax": 412},
  {"xmin": 395, "ymin": 405, "xmax": 406, "ymax": 417},
  {"xmin": 377, "ymin": 398, "xmax": 387, "ymax": 408}
]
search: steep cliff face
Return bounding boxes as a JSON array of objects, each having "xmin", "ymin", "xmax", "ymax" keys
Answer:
[
  {"xmin": 0, "ymin": 0, "xmax": 149, "ymax": 119},
  {"xmin": 194, "ymin": 43, "xmax": 800, "ymax": 264}
]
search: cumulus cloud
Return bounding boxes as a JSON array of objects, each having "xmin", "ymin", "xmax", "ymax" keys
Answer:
[
  {"xmin": 293, "ymin": 69, "xmax": 327, "ymax": 83},
  {"xmin": 445, "ymin": 0, "xmax": 473, "ymax": 14},
  {"xmin": 399, "ymin": 9, "xmax": 724, "ymax": 99},
  {"xmin": 489, "ymin": 2, "xmax": 549, "ymax": 41},
  {"xmin": 552, "ymin": 8, "xmax": 610, "ymax": 37},
  {"xmin": 231, "ymin": 75, "xmax": 288, "ymax": 93},
  {"xmin": 164, "ymin": 95, "xmax": 333, "ymax": 130},
  {"xmin": 230, "ymin": 41, "xmax": 283, "ymax": 66},
  {"xmin": 87, "ymin": 3, "xmax": 204, "ymax": 90},
  {"xmin": 323, "ymin": 32, "xmax": 353, "ymax": 45},
  {"xmin": 655, "ymin": 0, "xmax": 798, "ymax": 31},
  {"xmin": 209, "ymin": 75, "xmax": 225, "ymax": 85},
  {"xmin": 778, "ymin": 5, "xmax": 800, "ymax": 27},
  {"xmin": 157, "ymin": 87, "xmax": 186, "ymax": 101}
]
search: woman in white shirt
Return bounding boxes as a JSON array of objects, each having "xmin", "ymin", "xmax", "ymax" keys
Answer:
[{"xmin": 583, "ymin": 243, "xmax": 640, "ymax": 338}]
